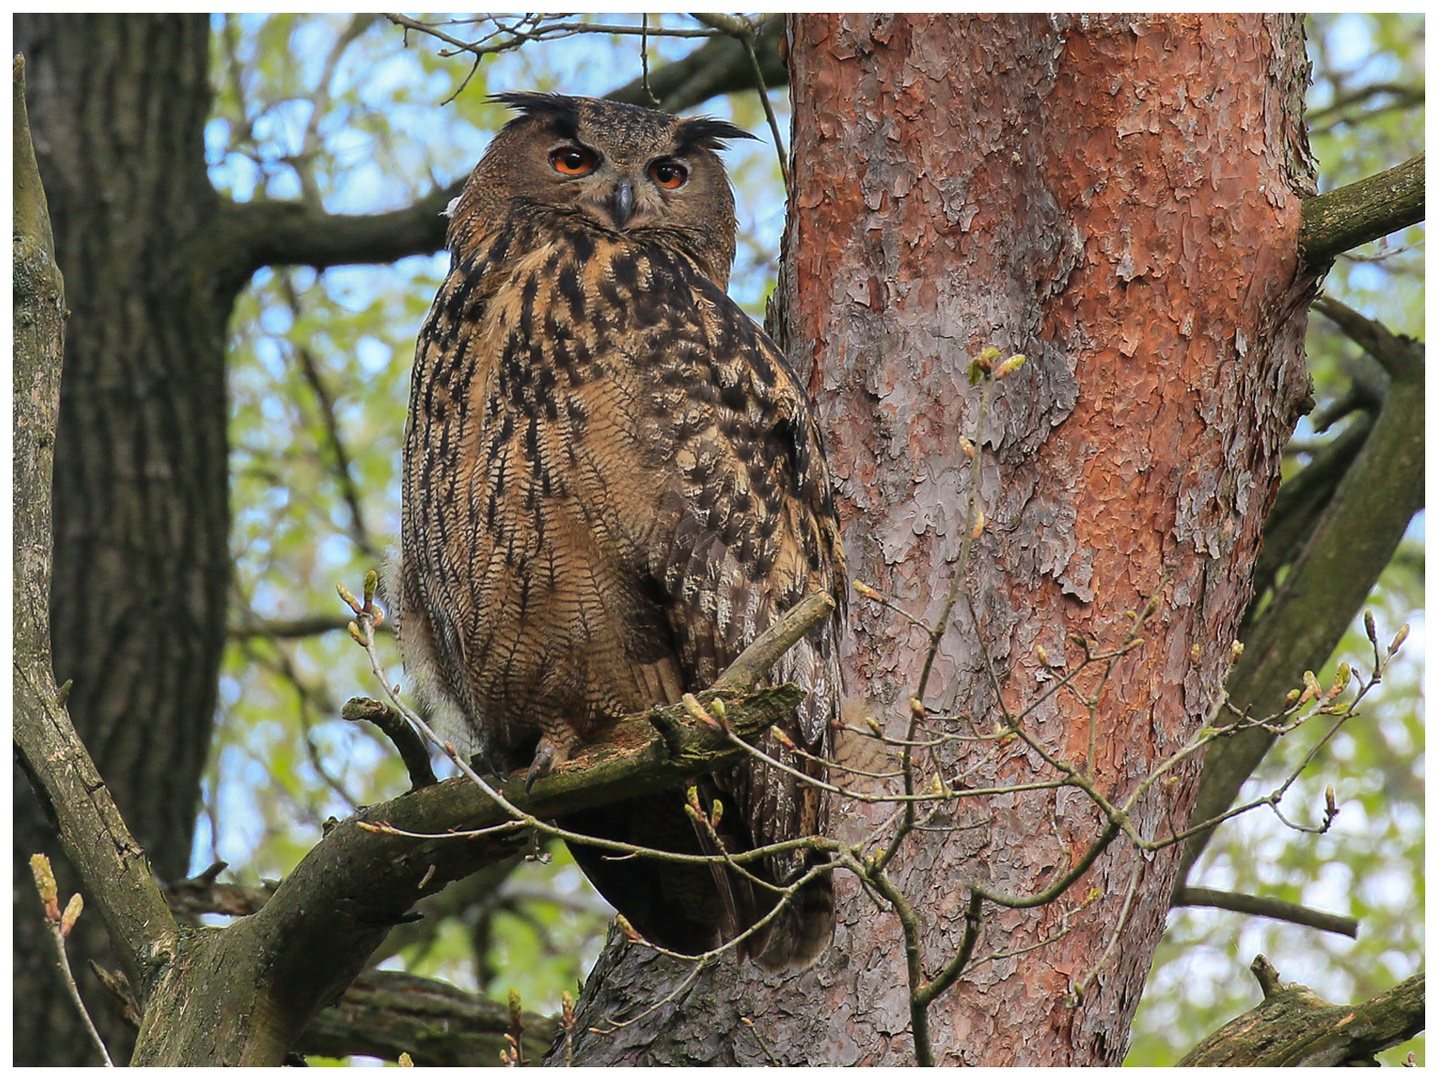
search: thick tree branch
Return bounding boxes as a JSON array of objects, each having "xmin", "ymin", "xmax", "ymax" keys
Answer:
[
  {"xmin": 224, "ymin": 17, "xmax": 788, "ymax": 276},
  {"xmin": 1173, "ymin": 887, "xmax": 1357, "ymax": 938},
  {"xmin": 129, "ymin": 619, "xmax": 821, "ymax": 1064},
  {"xmin": 298, "ymin": 969, "xmax": 556, "ymax": 1067},
  {"xmin": 607, "ymin": 13, "xmax": 786, "ymax": 112},
  {"xmin": 220, "ymin": 184, "xmax": 460, "ymax": 281},
  {"xmin": 13, "ymin": 55, "xmax": 180, "ymax": 1009},
  {"xmin": 1179, "ymin": 304, "xmax": 1424, "ymax": 883},
  {"xmin": 1299, "ymin": 153, "xmax": 1424, "ymax": 269},
  {"xmin": 1179, "ymin": 957, "xmax": 1423, "ymax": 1066}
]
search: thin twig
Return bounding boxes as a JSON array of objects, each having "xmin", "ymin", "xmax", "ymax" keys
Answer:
[
  {"xmin": 30, "ymin": 857, "xmax": 113, "ymax": 1066},
  {"xmin": 387, "ymin": 13, "xmax": 719, "ymax": 63},
  {"xmin": 689, "ymin": 13, "xmax": 788, "ymax": 187},
  {"xmin": 1066, "ymin": 856, "xmax": 1143, "ymax": 1005},
  {"xmin": 638, "ymin": 13, "xmax": 661, "ymax": 107}
]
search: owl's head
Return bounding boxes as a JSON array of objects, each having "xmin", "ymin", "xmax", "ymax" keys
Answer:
[{"xmin": 448, "ymin": 92, "xmax": 758, "ymax": 288}]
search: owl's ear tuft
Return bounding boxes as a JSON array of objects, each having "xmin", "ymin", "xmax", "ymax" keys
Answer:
[
  {"xmin": 490, "ymin": 91, "xmax": 581, "ymax": 138},
  {"xmin": 674, "ymin": 116, "xmax": 759, "ymax": 152}
]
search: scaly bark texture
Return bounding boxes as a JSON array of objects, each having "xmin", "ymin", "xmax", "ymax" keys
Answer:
[
  {"xmin": 13, "ymin": 15, "xmax": 231, "ymax": 1065},
  {"xmin": 568, "ymin": 14, "xmax": 1315, "ymax": 1065}
]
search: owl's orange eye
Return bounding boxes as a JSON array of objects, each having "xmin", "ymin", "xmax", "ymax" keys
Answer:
[
  {"xmin": 550, "ymin": 147, "xmax": 597, "ymax": 176},
  {"xmin": 649, "ymin": 160, "xmax": 688, "ymax": 189}
]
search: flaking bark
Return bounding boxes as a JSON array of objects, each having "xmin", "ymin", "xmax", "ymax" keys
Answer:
[{"xmin": 567, "ymin": 14, "xmax": 1319, "ymax": 1066}]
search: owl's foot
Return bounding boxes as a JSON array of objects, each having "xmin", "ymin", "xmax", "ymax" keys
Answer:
[{"xmin": 525, "ymin": 730, "xmax": 579, "ymax": 791}]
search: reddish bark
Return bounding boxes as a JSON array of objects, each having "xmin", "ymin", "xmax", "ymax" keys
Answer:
[
  {"xmin": 781, "ymin": 13, "xmax": 1314, "ymax": 1065},
  {"xmin": 570, "ymin": 13, "xmax": 1316, "ymax": 1066}
]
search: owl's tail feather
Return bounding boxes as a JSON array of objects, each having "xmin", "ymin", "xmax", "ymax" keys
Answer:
[
  {"xmin": 560, "ymin": 795, "xmax": 835, "ymax": 969},
  {"xmin": 745, "ymin": 867, "xmax": 835, "ymax": 971}
]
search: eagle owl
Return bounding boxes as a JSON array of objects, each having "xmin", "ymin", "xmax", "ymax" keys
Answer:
[{"xmin": 396, "ymin": 92, "xmax": 844, "ymax": 969}]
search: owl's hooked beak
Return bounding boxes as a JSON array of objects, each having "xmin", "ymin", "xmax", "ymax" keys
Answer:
[{"xmin": 610, "ymin": 179, "xmax": 635, "ymax": 229}]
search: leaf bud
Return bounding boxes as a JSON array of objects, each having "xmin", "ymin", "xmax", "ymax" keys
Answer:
[
  {"xmin": 1388, "ymin": 623, "xmax": 1409, "ymax": 656},
  {"xmin": 29, "ymin": 854, "xmax": 59, "ymax": 923},
  {"xmin": 994, "ymin": 353, "xmax": 1027, "ymax": 378},
  {"xmin": 60, "ymin": 893, "xmax": 83, "ymax": 937},
  {"xmin": 853, "ymin": 580, "xmax": 881, "ymax": 600}
]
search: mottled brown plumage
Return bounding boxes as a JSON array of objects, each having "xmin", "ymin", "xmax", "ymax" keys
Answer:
[{"xmin": 396, "ymin": 92, "xmax": 844, "ymax": 968}]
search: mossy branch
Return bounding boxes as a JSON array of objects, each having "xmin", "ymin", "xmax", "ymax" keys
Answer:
[
  {"xmin": 1178, "ymin": 303, "xmax": 1424, "ymax": 882},
  {"xmin": 1299, "ymin": 152, "xmax": 1424, "ymax": 269},
  {"xmin": 1179, "ymin": 957, "xmax": 1424, "ymax": 1066},
  {"xmin": 130, "ymin": 597, "xmax": 828, "ymax": 1066},
  {"xmin": 297, "ymin": 969, "xmax": 556, "ymax": 1067}
]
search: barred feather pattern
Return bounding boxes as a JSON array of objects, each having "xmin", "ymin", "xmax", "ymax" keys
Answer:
[{"xmin": 396, "ymin": 122, "xmax": 843, "ymax": 968}]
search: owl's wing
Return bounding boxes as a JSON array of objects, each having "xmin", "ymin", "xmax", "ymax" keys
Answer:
[
  {"xmin": 642, "ymin": 269, "xmax": 846, "ymax": 967},
  {"xmin": 515, "ymin": 236, "xmax": 844, "ymax": 967}
]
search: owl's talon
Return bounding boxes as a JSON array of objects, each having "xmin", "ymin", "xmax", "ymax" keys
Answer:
[
  {"xmin": 524, "ymin": 751, "xmax": 552, "ymax": 791},
  {"xmin": 524, "ymin": 734, "xmax": 573, "ymax": 791}
]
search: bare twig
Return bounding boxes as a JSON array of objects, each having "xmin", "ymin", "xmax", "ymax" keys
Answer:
[
  {"xmin": 387, "ymin": 13, "xmax": 721, "ymax": 64},
  {"xmin": 691, "ymin": 13, "xmax": 789, "ymax": 189},
  {"xmin": 1067, "ymin": 857, "xmax": 1143, "ymax": 1005},
  {"xmin": 1174, "ymin": 887, "xmax": 1358, "ymax": 938},
  {"xmin": 231, "ymin": 612, "xmax": 394, "ymax": 639},
  {"xmin": 638, "ymin": 13, "xmax": 661, "ymax": 107},
  {"xmin": 343, "ymin": 696, "xmax": 439, "ymax": 789},
  {"xmin": 30, "ymin": 856, "xmax": 113, "ymax": 1066}
]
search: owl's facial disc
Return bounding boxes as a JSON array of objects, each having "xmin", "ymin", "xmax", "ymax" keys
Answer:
[{"xmin": 542, "ymin": 136, "xmax": 687, "ymax": 234}]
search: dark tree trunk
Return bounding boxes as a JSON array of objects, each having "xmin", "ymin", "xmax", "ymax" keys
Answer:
[
  {"xmin": 565, "ymin": 14, "xmax": 1315, "ymax": 1065},
  {"xmin": 13, "ymin": 14, "xmax": 232, "ymax": 1065}
]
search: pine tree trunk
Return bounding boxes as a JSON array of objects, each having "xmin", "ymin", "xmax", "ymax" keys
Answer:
[
  {"xmin": 12, "ymin": 15, "xmax": 232, "ymax": 1066},
  {"xmin": 565, "ymin": 14, "xmax": 1315, "ymax": 1065}
]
